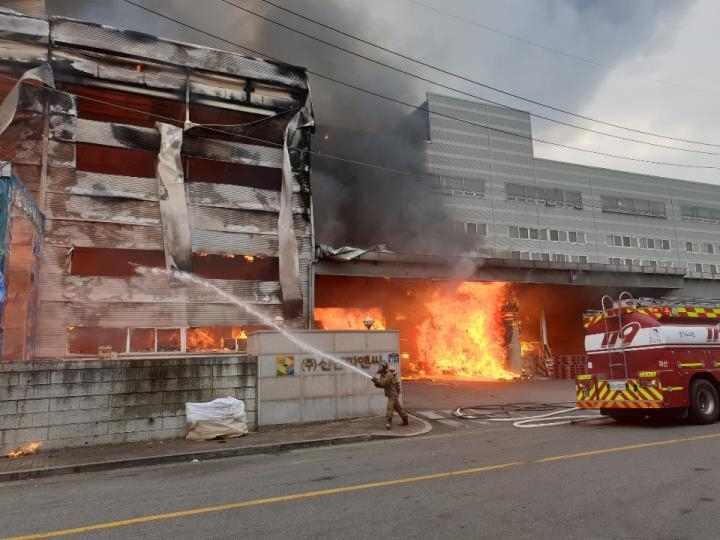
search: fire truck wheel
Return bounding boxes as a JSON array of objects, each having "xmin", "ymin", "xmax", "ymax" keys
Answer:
[{"xmin": 688, "ymin": 379, "xmax": 720, "ymax": 424}]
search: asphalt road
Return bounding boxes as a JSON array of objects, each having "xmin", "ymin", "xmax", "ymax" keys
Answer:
[{"xmin": 2, "ymin": 408, "xmax": 720, "ymax": 540}]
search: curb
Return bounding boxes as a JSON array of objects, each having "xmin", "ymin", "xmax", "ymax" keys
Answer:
[{"xmin": 0, "ymin": 416, "xmax": 432, "ymax": 483}]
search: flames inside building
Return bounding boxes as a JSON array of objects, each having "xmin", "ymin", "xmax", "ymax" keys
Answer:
[{"xmin": 315, "ymin": 276, "xmax": 626, "ymax": 380}]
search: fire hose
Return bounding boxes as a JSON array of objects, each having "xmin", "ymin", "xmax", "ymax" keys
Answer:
[{"xmin": 451, "ymin": 402, "xmax": 601, "ymax": 428}]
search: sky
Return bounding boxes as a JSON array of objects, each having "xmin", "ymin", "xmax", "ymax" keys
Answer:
[{"xmin": 41, "ymin": 0, "xmax": 720, "ymax": 246}]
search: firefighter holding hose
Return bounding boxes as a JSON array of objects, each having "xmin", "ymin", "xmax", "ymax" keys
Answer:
[{"xmin": 372, "ymin": 362, "xmax": 409, "ymax": 429}]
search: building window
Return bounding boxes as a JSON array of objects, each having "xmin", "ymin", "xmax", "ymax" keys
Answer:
[
  {"xmin": 456, "ymin": 222, "xmax": 487, "ymax": 236},
  {"xmin": 608, "ymin": 257, "xmax": 640, "ymax": 266},
  {"xmin": 607, "ymin": 235, "xmax": 670, "ymax": 251},
  {"xmin": 431, "ymin": 176, "xmax": 485, "ymax": 198},
  {"xmin": 601, "ymin": 196, "xmax": 666, "ymax": 218},
  {"xmin": 505, "ymin": 182, "xmax": 583, "ymax": 208},
  {"xmin": 510, "ymin": 226, "xmax": 586, "ymax": 244},
  {"xmin": 511, "ymin": 251, "xmax": 584, "ymax": 263},
  {"xmin": 465, "ymin": 222, "xmax": 487, "ymax": 236},
  {"xmin": 681, "ymin": 205, "xmax": 720, "ymax": 224}
]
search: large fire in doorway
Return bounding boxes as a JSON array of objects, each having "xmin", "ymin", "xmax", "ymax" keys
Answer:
[
  {"xmin": 314, "ymin": 279, "xmax": 516, "ymax": 380},
  {"xmin": 416, "ymin": 282, "xmax": 515, "ymax": 380}
]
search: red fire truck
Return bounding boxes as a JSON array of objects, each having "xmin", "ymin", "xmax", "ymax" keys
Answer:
[{"xmin": 576, "ymin": 293, "xmax": 720, "ymax": 423}]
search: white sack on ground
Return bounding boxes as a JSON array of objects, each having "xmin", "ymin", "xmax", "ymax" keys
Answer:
[{"xmin": 186, "ymin": 396, "xmax": 248, "ymax": 441}]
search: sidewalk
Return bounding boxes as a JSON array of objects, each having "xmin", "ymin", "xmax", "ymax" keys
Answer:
[{"xmin": 0, "ymin": 415, "xmax": 431, "ymax": 483}]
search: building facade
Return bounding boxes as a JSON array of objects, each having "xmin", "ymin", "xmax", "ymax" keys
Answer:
[
  {"xmin": 0, "ymin": 7, "xmax": 314, "ymax": 360},
  {"xmin": 425, "ymin": 92, "xmax": 720, "ymax": 291}
]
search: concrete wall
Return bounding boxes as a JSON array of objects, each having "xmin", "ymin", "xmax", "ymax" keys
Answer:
[
  {"xmin": 248, "ymin": 331, "xmax": 400, "ymax": 427},
  {"xmin": 0, "ymin": 355, "xmax": 256, "ymax": 453},
  {"xmin": 426, "ymin": 92, "xmax": 720, "ymax": 279}
]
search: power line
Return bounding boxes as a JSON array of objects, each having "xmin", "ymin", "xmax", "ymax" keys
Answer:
[
  {"xmin": 405, "ymin": 0, "xmax": 719, "ymax": 100},
  {"xmin": 0, "ymin": 71, "xmax": 713, "ymax": 215},
  {"xmin": 233, "ymin": 0, "xmax": 720, "ymax": 151},
  {"xmin": 117, "ymin": 0, "xmax": 720, "ymax": 171}
]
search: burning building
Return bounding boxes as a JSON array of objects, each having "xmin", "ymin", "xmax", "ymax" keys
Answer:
[
  {"xmin": 0, "ymin": 4, "xmax": 314, "ymax": 360},
  {"xmin": 313, "ymin": 93, "xmax": 720, "ymax": 379}
]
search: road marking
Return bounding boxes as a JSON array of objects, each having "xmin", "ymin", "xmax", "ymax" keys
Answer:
[
  {"xmin": 4, "ymin": 462, "xmax": 524, "ymax": 540},
  {"xmin": 535, "ymin": 432, "xmax": 720, "ymax": 463},
  {"xmin": 438, "ymin": 419, "xmax": 466, "ymax": 428},
  {"xmin": 9, "ymin": 431, "xmax": 720, "ymax": 539},
  {"xmin": 417, "ymin": 410, "xmax": 446, "ymax": 419}
]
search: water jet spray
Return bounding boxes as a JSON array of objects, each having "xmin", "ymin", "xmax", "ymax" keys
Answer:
[{"xmin": 135, "ymin": 266, "xmax": 373, "ymax": 379}]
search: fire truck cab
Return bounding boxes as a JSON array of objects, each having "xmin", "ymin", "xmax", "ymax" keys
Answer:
[{"xmin": 576, "ymin": 293, "xmax": 720, "ymax": 423}]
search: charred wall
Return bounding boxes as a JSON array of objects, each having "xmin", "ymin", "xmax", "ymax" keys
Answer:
[{"xmin": 0, "ymin": 9, "xmax": 314, "ymax": 359}]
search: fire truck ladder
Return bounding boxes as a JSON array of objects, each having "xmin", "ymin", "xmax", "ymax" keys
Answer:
[{"xmin": 601, "ymin": 292, "xmax": 632, "ymax": 380}]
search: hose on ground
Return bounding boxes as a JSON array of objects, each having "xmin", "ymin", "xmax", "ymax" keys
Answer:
[{"xmin": 451, "ymin": 402, "xmax": 601, "ymax": 428}]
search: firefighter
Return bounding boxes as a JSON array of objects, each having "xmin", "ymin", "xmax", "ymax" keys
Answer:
[{"xmin": 372, "ymin": 362, "xmax": 409, "ymax": 429}]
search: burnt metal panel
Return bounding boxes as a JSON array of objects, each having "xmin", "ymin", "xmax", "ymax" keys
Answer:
[
  {"xmin": 74, "ymin": 119, "xmax": 283, "ymax": 170},
  {"xmin": 0, "ymin": 63, "xmax": 53, "ymax": 135},
  {"xmin": 47, "ymin": 170, "xmax": 159, "ymax": 201},
  {"xmin": 188, "ymin": 205, "xmax": 311, "ymax": 237},
  {"xmin": 0, "ymin": 39, "xmax": 46, "ymax": 64},
  {"xmin": 50, "ymin": 48, "xmax": 186, "ymax": 91},
  {"xmin": 191, "ymin": 229, "xmax": 312, "ymax": 259},
  {"xmin": 39, "ymin": 275, "xmax": 282, "ymax": 305},
  {"xmin": 183, "ymin": 137, "xmax": 282, "ymax": 168},
  {"xmin": 75, "ymin": 118, "xmax": 159, "ymax": 151},
  {"xmin": 185, "ymin": 182, "xmax": 306, "ymax": 214},
  {"xmin": 47, "ymin": 140, "xmax": 74, "ymax": 167},
  {"xmin": 277, "ymin": 105, "xmax": 314, "ymax": 317},
  {"xmin": 37, "ymin": 301, "xmax": 284, "ymax": 327},
  {"xmin": 48, "ymin": 112, "xmax": 76, "ymax": 142},
  {"xmin": 0, "ymin": 10, "xmax": 48, "ymax": 43},
  {"xmin": 191, "ymin": 230, "xmax": 279, "ymax": 257},
  {"xmin": 44, "ymin": 218, "xmax": 164, "ymax": 250},
  {"xmin": 45, "ymin": 191, "xmax": 161, "ymax": 225},
  {"xmin": 156, "ymin": 122, "xmax": 192, "ymax": 271},
  {"xmin": 51, "ymin": 19, "xmax": 308, "ymax": 90}
]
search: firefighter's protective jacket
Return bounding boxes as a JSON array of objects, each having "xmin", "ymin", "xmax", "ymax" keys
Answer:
[{"xmin": 373, "ymin": 371, "xmax": 400, "ymax": 398}]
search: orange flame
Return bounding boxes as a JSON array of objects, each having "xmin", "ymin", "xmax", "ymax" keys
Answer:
[
  {"xmin": 314, "ymin": 308, "xmax": 387, "ymax": 330},
  {"xmin": 6, "ymin": 441, "xmax": 41, "ymax": 458},
  {"xmin": 231, "ymin": 328, "xmax": 248, "ymax": 340},
  {"xmin": 244, "ymin": 255, "xmax": 255, "ymax": 262},
  {"xmin": 186, "ymin": 326, "xmax": 248, "ymax": 352},
  {"xmin": 416, "ymin": 282, "xmax": 516, "ymax": 380}
]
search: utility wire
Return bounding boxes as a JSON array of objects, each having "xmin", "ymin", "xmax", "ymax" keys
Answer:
[
  {"xmin": 235, "ymin": 0, "xmax": 720, "ymax": 151},
  {"xmin": 405, "ymin": 0, "xmax": 719, "ymax": 99},
  {"xmin": 117, "ymin": 0, "xmax": 720, "ymax": 171},
  {"xmin": 0, "ymin": 70, "xmax": 715, "ymax": 216}
]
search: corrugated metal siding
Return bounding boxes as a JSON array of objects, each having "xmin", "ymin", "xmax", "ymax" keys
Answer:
[
  {"xmin": 189, "ymin": 205, "xmax": 310, "ymax": 237},
  {"xmin": 38, "ymin": 302, "xmax": 284, "ymax": 327},
  {"xmin": 51, "ymin": 19, "xmax": 308, "ymax": 90},
  {"xmin": 39, "ymin": 275, "xmax": 282, "ymax": 305},
  {"xmin": 191, "ymin": 230, "xmax": 312, "ymax": 258},
  {"xmin": 47, "ymin": 170, "xmax": 159, "ymax": 201},
  {"xmin": 45, "ymin": 192, "xmax": 161, "ymax": 225},
  {"xmin": 186, "ymin": 182, "xmax": 306, "ymax": 214},
  {"xmin": 44, "ymin": 219, "xmax": 164, "ymax": 250}
]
